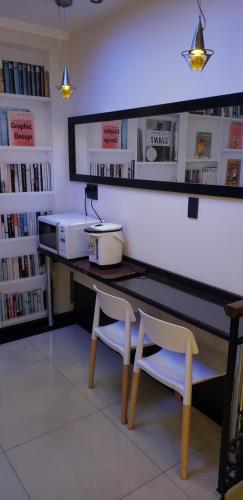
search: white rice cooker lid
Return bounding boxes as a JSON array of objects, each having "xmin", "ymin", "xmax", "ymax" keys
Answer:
[{"xmin": 84, "ymin": 222, "xmax": 122, "ymax": 233}]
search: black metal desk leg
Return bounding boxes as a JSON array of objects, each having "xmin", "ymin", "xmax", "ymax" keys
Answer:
[
  {"xmin": 46, "ymin": 255, "xmax": 54, "ymax": 327},
  {"xmin": 218, "ymin": 317, "xmax": 239, "ymax": 497}
]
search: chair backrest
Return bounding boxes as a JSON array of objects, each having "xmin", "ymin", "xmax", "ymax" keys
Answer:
[
  {"xmin": 139, "ymin": 309, "xmax": 198, "ymax": 354},
  {"xmin": 93, "ymin": 285, "xmax": 136, "ymax": 323}
]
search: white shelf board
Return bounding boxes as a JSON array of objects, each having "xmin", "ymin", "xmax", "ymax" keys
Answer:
[
  {"xmin": 188, "ymin": 113, "xmax": 222, "ymax": 121},
  {"xmin": 0, "ymin": 235, "xmax": 38, "ymax": 243},
  {"xmin": 0, "ymin": 146, "xmax": 52, "ymax": 152},
  {"xmin": 0, "ymin": 311, "xmax": 47, "ymax": 328},
  {"xmin": 87, "ymin": 148, "xmax": 134, "ymax": 153},
  {"xmin": 0, "ymin": 191, "xmax": 54, "ymax": 196},
  {"xmin": 136, "ymin": 161, "xmax": 178, "ymax": 166},
  {"xmin": 186, "ymin": 159, "xmax": 219, "ymax": 163},
  {"xmin": 221, "ymin": 148, "xmax": 243, "ymax": 153},
  {"xmin": 0, "ymin": 93, "xmax": 50, "ymax": 103},
  {"xmin": 0, "ymin": 275, "xmax": 46, "ymax": 293}
]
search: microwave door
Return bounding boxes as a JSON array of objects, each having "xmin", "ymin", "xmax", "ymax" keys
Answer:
[{"xmin": 39, "ymin": 221, "xmax": 58, "ymax": 254}]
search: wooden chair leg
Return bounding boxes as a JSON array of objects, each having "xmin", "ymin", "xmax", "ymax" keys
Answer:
[
  {"xmin": 121, "ymin": 364, "xmax": 130, "ymax": 425},
  {"xmin": 127, "ymin": 371, "xmax": 140, "ymax": 430},
  {"xmin": 181, "ymin": 404, "xmax": 191, "ymax": 480},
  {"xmin": 88, "ymin": 338, "xmax": 97, "ymax": 389}
]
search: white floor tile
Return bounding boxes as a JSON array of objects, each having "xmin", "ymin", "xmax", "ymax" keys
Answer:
[
  {"xmin": 0, "ymin": 454, "xmax": 30, "ymax": 500},
  {"xmin": 103, "ymin": 372, "xmax": 220, "ymax": 471},
  {"xmin": 166, "ymin": 441, "xmax": 221, "ymax": 500},
  {"xmin": 60, "ymin": 339, "xmax": 123, "ymax": 409},
  {"xmin": 0, "ymin": 358, "xmax": 97, "ymax": 450},
  {"xmin": 122, "ymin": 473, "xmax": 190, "ymax": 499},
  {"xmin": 7, "ymin": 412, "xmax": 160, "ymax": 500},
  {"xmin": 27, "ymin": 324, "xmax": 90, "ymax": 368},
  {"xmin": 0, "ymin": 339, "xmax": 42, "ymax": 377}
]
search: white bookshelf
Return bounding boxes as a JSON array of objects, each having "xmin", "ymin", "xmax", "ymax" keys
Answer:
[{"xmin": 0, "ymin": 42, "xmax": 54, "ymax": 329}]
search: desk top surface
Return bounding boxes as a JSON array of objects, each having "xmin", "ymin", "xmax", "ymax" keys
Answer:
[
  {"xmin": 40, "ymin": 250, "xmax": 243, "ymax": 341},
  {"xmin": 113, "ymin": 274, "xmax": 241, "ymax": 340}
]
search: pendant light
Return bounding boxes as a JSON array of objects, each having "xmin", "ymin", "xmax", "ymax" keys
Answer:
[
  {"xmin": 181, "ymin": 0, "xmax": 214, "ymax": 72},
  {"xmin": 55, "ymin": 0, "xmax": 76, "ymax": 99}
]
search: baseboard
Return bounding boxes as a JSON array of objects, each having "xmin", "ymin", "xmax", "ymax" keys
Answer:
[{"xmin": 0, "ymin": 312, "xmax": 75, "ymax": 344}]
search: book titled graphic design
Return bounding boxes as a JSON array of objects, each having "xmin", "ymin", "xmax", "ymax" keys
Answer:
[
  {"xmin": 7, "ymin": 110, "xmax": 35, "ymax": 146},
  {"xmin": 225, "ymin": 159, "xmax": 241, "ymax": 186},
  {"xmin": 229, "ymin": 123, "xmax": 243, "ymax": 149},
  {"xmin": 195, "ymin": 131, "xmax": 212, "ymax": 159},
  {"xmin": 102, "ymin": 121, "xmax": 121, "ymax": 149}
]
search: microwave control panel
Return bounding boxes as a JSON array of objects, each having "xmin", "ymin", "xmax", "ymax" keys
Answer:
[{"xmin": 59, "ymin": 225, "xmax": 66, "ymax": 254}]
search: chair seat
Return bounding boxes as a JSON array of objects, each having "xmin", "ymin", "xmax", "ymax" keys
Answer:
[
  {"xmin": 137, "ymin": 347, "xmax": 226, "ymax": 396},
  {"xmin": 95, "ymin": 320, "xmax": 153, "ymax": 356}
]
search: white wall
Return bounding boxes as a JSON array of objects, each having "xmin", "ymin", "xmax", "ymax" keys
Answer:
[{"xmin": 66, "ymin": 0, "xmax": 243, "ymax": 295}]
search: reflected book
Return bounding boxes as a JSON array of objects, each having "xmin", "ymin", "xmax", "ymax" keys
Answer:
[{"xmin": 225, "ymin": 159, "xmax": 241, "ymax": 186}]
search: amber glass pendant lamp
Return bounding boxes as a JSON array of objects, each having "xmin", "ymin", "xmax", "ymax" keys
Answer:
[{"xmin": 181, "ymin": 0, "xmax": 214, "ymax": 72}]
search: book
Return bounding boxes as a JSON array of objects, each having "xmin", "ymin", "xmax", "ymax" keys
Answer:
[
  {"xmin": 7, "ymin": 110, "xmax": 35, "ymax": 146},
  {"xmin": 225, "ymin": 159, "xmax": 241, "ymax": 186},
  {"xmin": 229, "ymin": 123, "xmax": 243, "ymax": 149},
  {"xmin": 195, "ymin": 131, "xmax": 212, "ymax": 159},
  {"xmin": 0, "ymin": 68, "xmax": 4, "ymax": 93},
  {"xmin": 102, "ymin": 121, "xmax": 121, "ymax": 149},
  {"xmin": 145, "ymin": 118, "xmax": 172, "ymax": 162}
]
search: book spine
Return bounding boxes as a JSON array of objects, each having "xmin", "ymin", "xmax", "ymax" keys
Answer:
[
  {"xmin": 35, "ymin": 65, "xmax": 41, "ymax": 97},
  {"xmin": 8, "ymin": 61, "xmax": 15, "ymax": 94},
  {"xmin": 22, "ymin": 63, "xmax": 28, "ymax": 95},
  {"xmin": 2, "ymin": 61, "xmax": 10, "ymax": 93},
  {"xmin": 18, "ymin": 63, "xmax": 24, "ymax": 94},
  {"xmin": 13, "ymin": 62, "xmax": 20, "ymax": 94},
  {"xmin": 27, "ymin": 64, "xmax": 32, "ymax": 95}
]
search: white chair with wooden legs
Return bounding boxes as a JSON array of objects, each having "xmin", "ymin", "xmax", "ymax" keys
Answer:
[
  {"xmin": 128, "ymin": 309, "xmax": 226, "ymax": 480},
  {"xmin": 88, "ymin": 286, "xmax": 153, "ymax": 425}
]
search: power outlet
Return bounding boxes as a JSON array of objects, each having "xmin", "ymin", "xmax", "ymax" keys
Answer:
[{"xmin": 86, "ymin": 183, "xmax": 98, "ymax": 200}]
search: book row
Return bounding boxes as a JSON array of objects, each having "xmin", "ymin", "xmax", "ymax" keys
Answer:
[
  {"xmin": 90, "ymin": 161, "xmax": 135, "ymax": 179},
  {"xmin": 1, "ymin": 59, "xmax": 49, "ymax": 97},
  {"xmin": 0, "ymin": 108, "xmax": 34, "ymax": 146},
  {"xmin": 0, "ymin": 254, "xmax": 45, "ymax": 282},
  {"xmin": 0, "ymin": 289, "xmax": 46, "ymax": 321},
  {"xmin": 190, "ymin": 106, "xmax": 243, "ymax": 118},
  {"xmin": 185, "ymin": 167, "xmax": 218, "ymax": 185},
  {"xmin": 0, "ymin": 162, "xmax": 52, "ymax": 192},
  {"xmin": 0, "ymin": 211, "xmax": 51, "ymax": 239}
]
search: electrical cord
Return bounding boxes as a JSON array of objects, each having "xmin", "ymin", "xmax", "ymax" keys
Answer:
[{"xmin": 90, "ymin": 199, "xmax": 102, "ymax": 222}]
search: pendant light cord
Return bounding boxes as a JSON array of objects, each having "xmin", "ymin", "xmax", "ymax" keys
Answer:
[{"xmin": 196, "ymin": 0, "xmax": 206, "ymax": 29}]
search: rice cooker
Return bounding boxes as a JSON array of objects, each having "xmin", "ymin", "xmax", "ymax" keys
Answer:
[{"xmin": 84, "ymin": 223, "xmax": 124, "ymax": 266}]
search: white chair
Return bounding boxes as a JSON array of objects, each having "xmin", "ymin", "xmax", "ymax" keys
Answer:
[
  {"xmin": 88, "ymin": 286, "xmax": 153, "ymax": 424},
  {"xmin": 128, "ymin": 309, "xmax": 226, "ymax": 479}
]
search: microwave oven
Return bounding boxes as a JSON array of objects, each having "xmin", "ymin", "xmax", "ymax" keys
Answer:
[{"xmin": 38, "ymin": 213, "xmax": 98, "ymax": 259}]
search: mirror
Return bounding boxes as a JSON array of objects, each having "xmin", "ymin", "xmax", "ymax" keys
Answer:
[{"xmin": 68, "ymin": 92, "xmax": 243, "ymax": 198}]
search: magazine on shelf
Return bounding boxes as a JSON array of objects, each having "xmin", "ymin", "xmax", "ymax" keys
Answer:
[
  {"xmin": 145, "ymin": 118, "xmax": 173, "ymax": 162},
  {"xmin": 225, "ymin": 159, "xmax": 241, "ymax": 186},
  {"xmin": 195, "ymin": 131, "xmax": 212, "ymax": 159},
  {"xmin": 7, "ymin": 110, "xmax": 35, "ymax": 146},
  {"xmin": 229, "ymin": 123, "xmax": 243, "ymax": 149}
]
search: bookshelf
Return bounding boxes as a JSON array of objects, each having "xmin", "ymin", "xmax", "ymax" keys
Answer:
[{"xmin": 0, "ymin": 42, "xmax": 54, "ymax": 330}]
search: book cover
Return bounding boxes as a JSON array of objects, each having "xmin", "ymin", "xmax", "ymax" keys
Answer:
[
  {"xmin": 225, "ymin": 159, "xmax": 241, "ymax": 186},
  {"xmin": 145, "ymin": 118, "xmax": 172, "ymax": 162},
  {"xmin": 102, "ymin": 121, "xmax": 121, "ymax": 149},
  {"xmin": 7, "ymin": 110, "xmax": 35, "ymax": 146},
  {"xmin": 195, "ymin": 131, "xmax": 212, "ymax": 159},
  {"xmin": 229, "ymin": 123, "xmax": 243, "ymax": 149}
]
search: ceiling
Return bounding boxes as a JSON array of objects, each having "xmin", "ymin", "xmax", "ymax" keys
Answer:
[{"xmin": 0, "ymin": 0, "xmax": 138, "ymax": 35}]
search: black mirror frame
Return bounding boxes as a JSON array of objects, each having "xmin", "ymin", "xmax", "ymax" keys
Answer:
[{"xmin": 68, "ymin": 92, "xmax": 243, "ymax": 198}]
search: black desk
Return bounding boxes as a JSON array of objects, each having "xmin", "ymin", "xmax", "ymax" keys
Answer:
[{"xmin": 40, "ymin": 249, "xmax": 243, "ymax": 498}]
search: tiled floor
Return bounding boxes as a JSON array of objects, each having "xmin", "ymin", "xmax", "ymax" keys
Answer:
[{"xmin": 0, "ymin": 324, "xmax": 222, "ymax": 500}]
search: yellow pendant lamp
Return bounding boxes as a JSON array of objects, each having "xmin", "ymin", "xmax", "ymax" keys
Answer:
[{"xmin": 181, "ymin": 0, "xmax": 214, "ymax": 72}]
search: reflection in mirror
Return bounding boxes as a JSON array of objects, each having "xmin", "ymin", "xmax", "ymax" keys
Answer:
[{"xmin": 73, "ymin": 102, "xmax": 243, "ymax": 188}]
